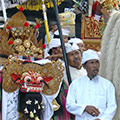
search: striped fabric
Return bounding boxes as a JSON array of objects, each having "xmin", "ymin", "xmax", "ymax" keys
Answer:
[
  {"xmin": 14, "ymin": 55, "xmax": 42, "ymax": 61},
  {"xmin": 52, "ymin": 80, "xmax": 70, "ymax": 120}
]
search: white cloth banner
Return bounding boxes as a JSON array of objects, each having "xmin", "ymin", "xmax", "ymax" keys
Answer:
[{"xmin": 0, "ymin": 0, "xmax": 27, "ymax": 10}]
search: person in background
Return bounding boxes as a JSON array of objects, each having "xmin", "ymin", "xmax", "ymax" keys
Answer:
[
  {"xmin": 66, "ymin": 49, "xmax": 117, "ymax": 120},
  {"xmin": 46, "ymin": 38, "xmax": 70, "ymax": 120},
  {"xmin": 99, "ymin": 8, "xmax": 120, "ymax": 120},
  {"xmin": 44, "ymin": 21, "xmax": 58, "ymax": 57},
  {"xmin": 64, "ymin": 43, "xmax": 86, "ymax": 84},
  {"xmin": 44, "ymin": 21, "xmax": 58, "ymax": 44},
  {"xmin": 68, "ymin": 37, "xmax": 85, "ymax": 54},
  {"xmin": 54, "ymin": 28, "xmax": 70, "ymax": 43},
  {"xmin": 73, "ymin": 0, "xmax": 89, "ymax": 38},
  {"xmin": 46, "ymin": 38, "xmax": 63, "ymax": 61}
]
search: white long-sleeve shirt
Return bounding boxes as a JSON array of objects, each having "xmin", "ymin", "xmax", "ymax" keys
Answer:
[
  {"xmin": 64, "ymin": 66, "xmax": 87, "ymax": 84},
  {"xmin": 66, "ymin": 75, "xmax": 117, "ymax": 120}
]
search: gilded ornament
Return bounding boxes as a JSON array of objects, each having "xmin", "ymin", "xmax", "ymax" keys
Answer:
[
  {"xmin": 52, "ymin": 99, "xmax": 60, "ymax": 111},
  {"xmin": 23, "ymin": 40, "xmax": 31, "ymax": 48},
  {"xmin": 14, "ymin": 38, "xmax": 22, "ymax": 45},
  {"xmin": 33, "ymin": 53, "xmax": 38, "ymax": 58},
  {"xmin": 2, "ymin": 57, "xmax": 64, "ymax": 95},
  {"xmin": 31, "ymin": 45, "xmax": 38, "ymax": 52},
  {"xmin": 39, "ymin": 49, "xmax": 43, "ymax": 54},
  {"xmin": 17, "ymin": 45, "xmax": 25, "ymax": 52},
  {"xmin": 25, "ymin": 49, "xmax": 31, "ymax": 56},
  {"xmin": 30, "ymin": 111, "xmax": 34, "ymax": 118}
]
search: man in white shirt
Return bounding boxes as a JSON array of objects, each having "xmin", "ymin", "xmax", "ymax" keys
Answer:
[
  {"xmin": 44, "ymin": 21, "xmax": 58, "ymax": 45},
  {"xmin": 66, "ymin": 49, "xmax": 117, "ymax": 120},
  {"xmin": 64, "ymin": 43, "xmax": 86, "ymax": 83}
]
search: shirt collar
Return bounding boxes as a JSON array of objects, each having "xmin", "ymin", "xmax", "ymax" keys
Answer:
[{"xmin": 86, "ymin": 75, "xmax": 99, "ymax": 83}]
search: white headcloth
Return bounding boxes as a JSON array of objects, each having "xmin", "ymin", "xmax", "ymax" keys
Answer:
[
  {"xmin": 49, "ymin": 38, "xmax": 61, "ymax": 50},
  {"xmin": 82, "ymin": 49, "xmax": 99, "ymax": 64},
  {"xmin": 65, "ymin": 43, "xmax": 79, "ymax": 53},
  {"xmin": 54, "ymin": 28, "xmax": 70, "ymax": 36},
  {"xmin": 68, "ymin": 38, "xmax": 83, "ymax": 44}
]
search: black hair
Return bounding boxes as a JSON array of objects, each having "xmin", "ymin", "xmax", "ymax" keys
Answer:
[
  {"xmin": 18, "ymin": 91, "xmax": 44, "ymax": 120},
  {"xmin": 49, "ymin": 21, "xmax": 57, "ymax": 31}
]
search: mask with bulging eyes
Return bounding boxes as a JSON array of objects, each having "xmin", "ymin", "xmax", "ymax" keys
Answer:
[
  {"xmin": 11, "ymin": 71, "xmax": 52, "ymax": 93},
  {"xmin": 20, "ymin": 71, "xmax": 44, "ymax": 92}
]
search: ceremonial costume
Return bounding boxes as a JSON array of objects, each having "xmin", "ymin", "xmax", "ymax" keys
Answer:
[
  {"xmin": 0, "ymin": 8, "xmax": 65, "ymax": 120},
  {"xmin": 99, "ymin": 10, "xmax": 120, "ymax": 120}
]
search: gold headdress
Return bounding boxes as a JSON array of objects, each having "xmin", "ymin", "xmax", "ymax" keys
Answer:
[
  {"xmin": 2, "ymin": 57, "xmax": 64, "ymax": 95},
  {"xmin": 0, "ymin": 8, "xmax": 43, "ymax": 58},
  {"xmin": 101, "ymin": 0, "xmax": 119, "ymax": 11}
]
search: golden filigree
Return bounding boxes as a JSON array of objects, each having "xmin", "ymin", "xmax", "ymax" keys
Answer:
[
  {"xmin": 2, "ymin": 57, "xmax": 64, "ymax": 95},
  {"xmin": 81, "ymin": 16, "xmax": 102, "ymax": 39},
  {"xmin": 52, "ymin": 99, "xmax": 60, "ymax": 111},
  {"xmin": 16, "ymin": 0, "xmax": 65, "ymax": 11},
  {"xmin": 101, "ymin": 0, "xmax": 119, "ymax": 11},
  {"xmin": 0, "ymin": 11, "xmax": 43, "ymax": 58}
]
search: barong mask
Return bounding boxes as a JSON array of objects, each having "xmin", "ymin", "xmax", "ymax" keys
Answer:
[
  {"xmin": 1, "ymin": 7, "xmax": 64, "ymax": 120},
  {"xmin": 2, "ymin": 57, "xmax": 64, "ymax": 95},
  {"xmin": 2, "ymin": 57, "xmax": 64, "ymax": 119},
  {"xmin": 11, "ymin": 70, "xmax": 52, "ymax": 93}
]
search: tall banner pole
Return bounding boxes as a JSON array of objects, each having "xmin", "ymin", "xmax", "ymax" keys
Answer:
[
  {"xmin": 1, "ymin": 0, "xmax": 7, "ymax": 22},
  {"xmin": 51, "ymin": 0, "xmax": 72, "ymax": 85},
  {"xmin": 42, "ymin": 0, "xmax": 50, "ymax": 44}
]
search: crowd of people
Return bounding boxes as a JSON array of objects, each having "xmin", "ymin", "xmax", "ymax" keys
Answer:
[{"xmin": 41, "ymin": 23, "xmax": 117, "ymax": 119}]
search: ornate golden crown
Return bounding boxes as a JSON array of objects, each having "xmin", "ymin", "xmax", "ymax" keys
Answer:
[
  {"xmin": 101, "ymin": 0, "xmax": 119, "ymax": 11},
  {"xmin": 0, "ymin": 8, "xmax": 44, "ymax": 58}
]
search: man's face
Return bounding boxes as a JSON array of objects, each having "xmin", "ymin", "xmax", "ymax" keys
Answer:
[
  {"xmin": 77, "ymin": 43, "xmax": 85, "ymax": 54},
  {"xmin": 67, "ymin": 50, "xmax": 81, "ymax": 69},
  {"xmin": 53, "ymin": 24, "xmax": 58, "ymax": 31},
  {"xmin": 51, "ymin": 46, "xmax": 62, "ymax": 55},
  {"xmin": 63, "ymin": 35, "xmax": 69, "ymax": 43},
  {"xmin": 84, "ymin": 59, "xmax": 100, "ymax": 79}
]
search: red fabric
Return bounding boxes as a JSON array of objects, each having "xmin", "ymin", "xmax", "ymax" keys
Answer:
[
  {"xmin": 11, "ymin": 73, "xmax": 21, "ymax": 83},
  {"xmin": 43, "ymin": 76, "xmax": 53, "ymax": 82},
  {"xmin": 92, "ymin": 1, "xmax": 100, "ymax": 16}
]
